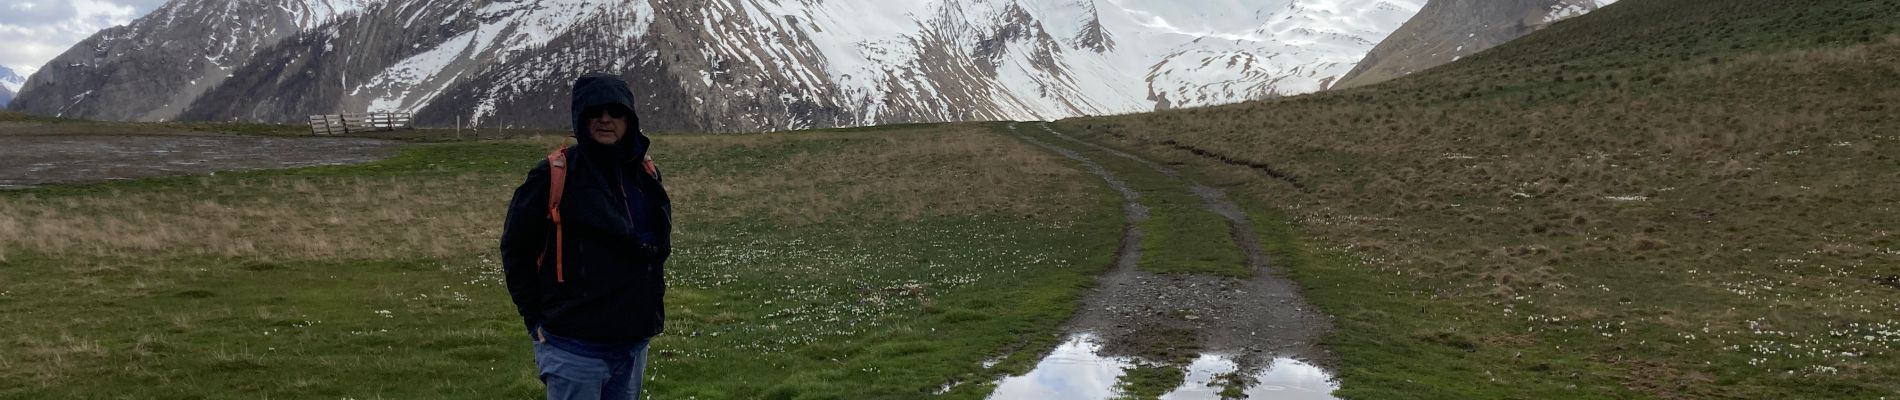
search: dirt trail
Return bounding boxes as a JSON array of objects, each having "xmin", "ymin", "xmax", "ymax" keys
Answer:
[
  {"xmin": 1032, "ymin": 123, "xmax": 1330, "ymax": 357},
  {"xmin": 1002, "ymin": 122, "xmax": 1334, "ymax": 395},
  {"xmin": 1012, "ymin": 130, "xmax": 1150, "ymax": 271}
]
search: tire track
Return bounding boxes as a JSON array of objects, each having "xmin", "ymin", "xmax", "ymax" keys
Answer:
[
  {"xmin": 1005, "ymin": 122, "xmax": 1150, "ymax": 307},
  {"xmin": 1036, "ymin": 123, "xmax": 1278, "ymax": 278}
]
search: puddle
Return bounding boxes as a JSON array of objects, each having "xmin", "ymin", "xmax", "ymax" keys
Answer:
[
  {"xmin": 989, "ymin": 333, "xmax": 1338, "ymax": 400},
  {"xmin": 1162, "ymin": 355, "xmax": 1337, "ymax": 400},
  {"xmin": 0, "ymin": 135, "xmax": 398, "ymax": 188}
]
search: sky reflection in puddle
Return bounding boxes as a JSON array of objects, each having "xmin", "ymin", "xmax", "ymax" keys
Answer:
[{"xmin": 989, "ymin": 333, "xmax": 1339, "ymax": 400}]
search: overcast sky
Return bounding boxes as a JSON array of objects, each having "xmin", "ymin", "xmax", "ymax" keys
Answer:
[{"xmin": 0, "ymin": 0, "xmax": 168, "ymax": 75}]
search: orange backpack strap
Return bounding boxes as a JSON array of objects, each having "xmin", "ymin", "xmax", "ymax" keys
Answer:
[
  {"xmin": 537, "ymin": 148, "xmax": 653, "ymax": 284},
  {"xmin": 538, "ymin": 146, "xmax": 570, "ymax": 283},
  {"xmin": 641, "ymin": 155, "xmax": 660, "ymax": 181}
]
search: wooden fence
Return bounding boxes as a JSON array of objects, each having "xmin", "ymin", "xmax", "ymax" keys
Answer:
[{"xmin": 307, "ymin": 113, "xmax": 414, "ymax": 135}]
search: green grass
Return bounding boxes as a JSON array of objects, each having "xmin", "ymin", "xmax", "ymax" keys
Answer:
[
  {"xmin": 7, "ymin": 2, "xmax": 1893, "ymax": 398},
  {"xmin": 0, "ymin": 111, "xmax": 72, "ymax": 123},
  {"xmin": 1243, "ymin": 198, "xmax": 1640, "ymax": 399},
  {"xmin": 0, "ymin": 124, "xmax": 1125, "ymax": 398}
]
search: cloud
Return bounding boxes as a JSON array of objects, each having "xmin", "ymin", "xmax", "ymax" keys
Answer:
[{"xmin": 0, "ymin": 0, "xmax": 168, "ymax": 75}]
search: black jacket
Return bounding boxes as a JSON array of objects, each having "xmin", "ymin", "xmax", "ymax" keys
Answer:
[{"xmin": 500, "ymin": 73, "xmax": 673, "ymax": 343}]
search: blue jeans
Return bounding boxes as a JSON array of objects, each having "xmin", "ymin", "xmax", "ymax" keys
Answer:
[{"xmin": 533, "ymin": 329, "xmax": 651, "ymax": 400}]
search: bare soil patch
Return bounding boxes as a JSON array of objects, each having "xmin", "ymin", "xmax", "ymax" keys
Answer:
[{"xmin": 0, "ymin": 135, "xmax": 398, "ymax": 188}]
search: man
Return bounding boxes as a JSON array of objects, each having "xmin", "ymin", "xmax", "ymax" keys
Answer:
[{"xmin": 500, "ymin": 73, "xmax": 672, "ymax": 400}]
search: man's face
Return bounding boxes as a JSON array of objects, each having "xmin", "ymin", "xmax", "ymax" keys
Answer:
[{"xmin": 586, "ymin": 106, "xmax": 628, "ymax": 145}]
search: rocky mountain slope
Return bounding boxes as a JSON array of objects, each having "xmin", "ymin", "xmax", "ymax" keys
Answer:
[
  {"xmin": 1332, "ymin": 0, "xmax": 1615, "ymax": 89},
  {"xmin": 5, "ymin": 0, "xmax": 382, "ymax": 121},
  {"xmin": 11, "ymin": 0, "xmax": 1428, "ymax": 131}
]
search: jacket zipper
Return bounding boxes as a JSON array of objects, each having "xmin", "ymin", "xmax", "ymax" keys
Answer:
[{"xmin": 619, "ymin": 170, "xmax": 655, "ymax": 274}]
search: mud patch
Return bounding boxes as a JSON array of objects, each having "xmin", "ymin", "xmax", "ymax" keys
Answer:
[
  {"xmin": 1873, "ymin": 274, "xmax": 1900, "ymax": 290},
  {"xmin": 1155, "ymin": 139, "xmax": 1306, "ymax": 192},
  {"xmin": 998, "ymin": 123, "xmax": 1337, "ymax": 399},
  {"xmin": 0, "ymin": 135, "xmax": 398, "ymax": 188}
]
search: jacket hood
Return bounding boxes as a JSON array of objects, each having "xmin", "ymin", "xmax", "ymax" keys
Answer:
[{"xmin": 570, "ymin": 73, "xmax": 648, "ymax": 160}]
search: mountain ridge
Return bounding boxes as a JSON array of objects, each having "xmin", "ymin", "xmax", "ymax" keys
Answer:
[{"xmin": 12, "ymin": 0, "xmax": 1435, "ymax": 131}]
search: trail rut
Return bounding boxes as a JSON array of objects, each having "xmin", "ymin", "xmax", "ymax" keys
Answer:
[{"xmin": 994, "ymin": 122, "xmax": 1337, "ymax": 399}]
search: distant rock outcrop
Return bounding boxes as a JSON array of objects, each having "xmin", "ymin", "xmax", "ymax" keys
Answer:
[
  {"xmin": 5, "ymin": 0, "xmax": 380, "ymax": 120},
  {"xmin": 1334, "ymin": 0, "xmax": 1614, "ymax": 89}
]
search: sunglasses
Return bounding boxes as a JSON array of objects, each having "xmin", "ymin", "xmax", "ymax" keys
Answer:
[{"xmin": 583, "ymin": 106, "xmax": 629, "ymax": 120}]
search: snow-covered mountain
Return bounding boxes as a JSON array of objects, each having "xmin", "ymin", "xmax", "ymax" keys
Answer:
[
  {"xmin": 0, "ymin": 66, "xmax": 26, "ymax": 93},
  {"xmin": 11, "ymin": 0, "xmax": 1437, "ymax": 131},
  {"xmin": 0, "ymin": 66, "xmax": 26, "ymax": 107}
]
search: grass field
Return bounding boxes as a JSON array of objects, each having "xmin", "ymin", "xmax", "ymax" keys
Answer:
[
  {"xmin": 4, "ymin": 1, "xmax": 1897, "ymax": 399},
  {"xmin": 1058, "ymin": 0, "xmax": 1900, "ymax": 398},
  {"xmin": 0, "ymin": 124, "xmax": 1126, "ymax": 398}
]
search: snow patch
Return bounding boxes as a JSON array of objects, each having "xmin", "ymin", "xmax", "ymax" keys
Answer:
[
  {"xmin": 362, "ymin": 30, "xmax": 478, "ymax": 113},
  {"xmin": 0, "ymin": 66, "xmax": 28, "ymax": 93},
  {"xmin": 317, "ymin": 0, "xmax": 1436, "ymax": 126},
  {"xmin": 1546, "ymin": 0, "xmax": 1617, "ymax": 23},
  {"xmin": 283, "ymin": 0, "xmax": 386, "ymax": 29}
]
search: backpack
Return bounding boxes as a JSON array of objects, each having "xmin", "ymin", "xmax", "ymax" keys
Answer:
[{"xmin": 538, "ymin": 145, "xmax": 661, "ymax": 283}]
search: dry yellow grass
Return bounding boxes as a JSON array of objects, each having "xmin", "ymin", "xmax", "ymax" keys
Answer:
[
  {"xmin": 664, "ymin": 126, "xmax": 1089, "ymax": 224},
  {"xmin": 0, "ymin": 174, "xmax": 503, "ymax": 261}
]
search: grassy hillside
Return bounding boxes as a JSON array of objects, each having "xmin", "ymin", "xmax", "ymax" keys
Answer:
[
  {"xmin": 0, "ymin": 125, "xmax": 1123, "ymax": 398},
  {"xmin": 1061, "ymin": 0, "xmax": 1900, "ymax": 398}
]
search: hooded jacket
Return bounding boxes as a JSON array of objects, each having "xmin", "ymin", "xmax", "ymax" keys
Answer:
[{"xmin": 500, "ymin": 73, "xmax": 673, "ymax": 343}]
